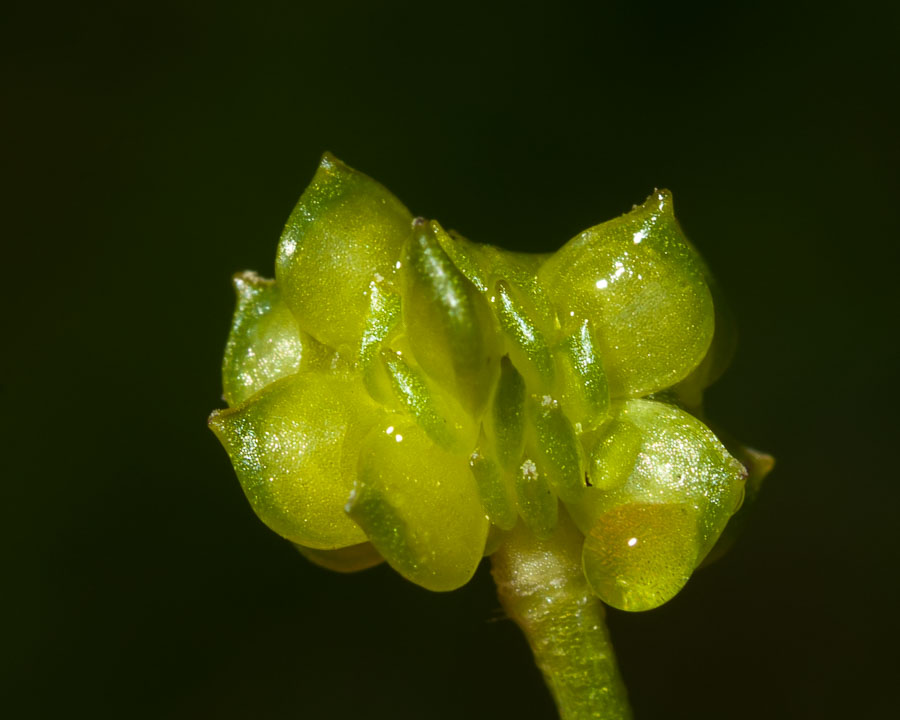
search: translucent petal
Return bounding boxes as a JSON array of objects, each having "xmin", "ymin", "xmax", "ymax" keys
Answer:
[
  {"xmin": 295, "ymin": 542, "xmax": 384, "ymax": 573},
  {"xmin": 569, "ymin": 399, "xmax": 746, "ymax": 563},
  {"xmin": 553, "ymin": 319, "xmax": 610, "ymax": 432},
  {"xmin": 528, "ymin": 394, "xmax": 586, "ymax": 504},
  {"xmin": 222, "ymin": 272, "xmax": 311, "ymax": 407},
  {"xmin": 582, "ymin": 502, "xmax": 699, "ymax": 611},
  {"xmin": 484, "ymin": 356, "xmax": 527, "ymax": 471},
  {"xmin": 208, "ymin": 372, "xmax": 381, "ymax": 549},
  {"xmin": 379, "ymin": 348, "xmax": 477, "ymax": 454},
  {"xmin": 538, "ymin": 190, "xmax": 714, "ymax": 397},
  {"xmin": 276, "ymin": 152, "xmax": 412, "ymax": 352},
  {"xmin": 515, "ymin": 453, "xmax": 558, "ymax": 540},
  {"xmin": 402, "ymin": 219, "xmax": 501, "ymax": 416},
  {"xmin": 348, "ymin": 419, "xmax": 489, "ymax": 591},
  {"xmin": 469, "ymin": 434, "xmax": 518, "ymax": 530}
]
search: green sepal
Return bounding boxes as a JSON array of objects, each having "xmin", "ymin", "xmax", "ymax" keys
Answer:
[
  {"xmin": 515, "ymin": 452, "xmax": 558, "ymax": 540},
  {"xmin": 553, "ymin": 319, "xmax": 610, "ymax": 433},
  {"xmin": 295, "ymin": 542, "xmax": 384, "ymax": 573},
  {"xmin": 379, "ymin": 348, "xmax": 477, "ymax": 453},
  {"xmin": 527, "ymin": 394, "xmax": 586, "ymax": 504},
  {"xmin": 348, "ymin": 419, "xmax": 489, "ymax": 592},
  {"xmin": 401, "ymin": 219, "xmax": 501, "ymax": 416},
  {"xmin": 484, "ymin": 356, "xmax": 527, "ymax": 471},
  {"xmin": 469, "ymin": 432, "xmax": 518, "ymax": 531},
  {"xmin": 538, "ymin": 190, "xmax": 714, "ymax": 398},
  {"xmin": 208, "ymin": 372, "xmax": 382, "ymax": 550},
  {"xmin": 276, "ymin": 152, "xmax": 412, "ymax": 352}
]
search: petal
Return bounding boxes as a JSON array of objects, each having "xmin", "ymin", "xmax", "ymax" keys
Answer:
[
  {"xmin": 222, "ymin": 272, "xmax": 330, "ymax": 406},
  {"xmin": 348, "ymin": 419, "xmax": 489, "ymax": 592},
  {"xmin": 208, "ymin": 372, "xmax": 382, "ymax": 549},
  {"xmin": 582, "ymin": 502, "xmax": 699, "ymax": 612},
  {"xmin": 401, "ymin": 219, "xmax": 501, "ymax": 416},
  {"xmin": 569, "ymin": 399, "xmax": 746, "ymax": 611},
  {"xmin": 538, "ymin": 190, "xmax": 715, "ymax": 397},
  {"xmin": 276, "ymin": 153, "xmax": 412, "ymax": 352}
]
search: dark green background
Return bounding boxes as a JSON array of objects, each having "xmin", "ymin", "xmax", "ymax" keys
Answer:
[{"xmin": 4, "ymin": 1, "xmax": 898, "ymax": 717}]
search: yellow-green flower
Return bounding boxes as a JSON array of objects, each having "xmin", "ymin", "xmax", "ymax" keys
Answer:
[{"xmin": 209, "ymin": 152, "xmax": 769, "ymax": 613}]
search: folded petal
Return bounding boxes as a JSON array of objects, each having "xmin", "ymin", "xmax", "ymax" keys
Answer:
[
  {"xmin": 276, "ymin": 153, "xmax": 412, "ymax": 352},
  {"xmin": 570, "ymin": 399, "xmax": 746, "ymax": 611},
  {"xmin": 538, "ymin": 190, "xmax": 714, "ymax": 398},
  {"xmin": 295, "ymin": 542, "xmax": 384, "ymax": 573},
  {"xmin": 222, "ymin": 272, "xmax": 324, "ymax": 406},
  {"xmin": 208, "ymin": 372, "xmax": 382, "ymax": 549},
  {"xmin": 348, "ymin": 419, "xmax": 489, "ymax": 591}
]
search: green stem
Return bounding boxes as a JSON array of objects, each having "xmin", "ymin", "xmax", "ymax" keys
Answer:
[{"xmin": 491, "ymin": 510, "xmax": 632, "ymax": 720}]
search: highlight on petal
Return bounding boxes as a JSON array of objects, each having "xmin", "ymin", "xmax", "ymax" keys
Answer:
[
  {"xmin": 538, "ymin": 190, "xmax": 715, "ymax": 398},
  {"xmin": 276, "ymin": 152, "xmax": 412, "ymax": 352},
  {"xmin": 208, "ymin": 372, "xmax": 382, "ymax": 550},
  {"xmin": 347, "ymin": 419, "xmax": 489, "ymax": 592},
  {"xmin": 570, "ymin": 399, "xmax": 746, "ymax": 611}
]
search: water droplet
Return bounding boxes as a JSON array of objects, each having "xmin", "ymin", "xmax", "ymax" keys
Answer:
[{"xmin": 582, "ymin": 503, "xmax": 699, "ymax": 611}]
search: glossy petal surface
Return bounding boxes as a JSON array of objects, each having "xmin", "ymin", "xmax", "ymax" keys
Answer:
[
  {"xmin": 209, "ymin": 373, "xmax": 379, "ymax": 549},
  {"xmin": 348, "ymin": 419, "xmax": 489, "ymax": 591},
  {"xmin": 276, "ymin": 152, "xmax": 412, "ymax": 352},
  {"xmin": 539, "ymin": 190, "xmax": 714, "ymax": 397}
]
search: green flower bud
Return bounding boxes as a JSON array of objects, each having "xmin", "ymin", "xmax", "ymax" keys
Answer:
[{"xmin": 210, "ymin": 153, "xmax": 769, "ymax": 610}]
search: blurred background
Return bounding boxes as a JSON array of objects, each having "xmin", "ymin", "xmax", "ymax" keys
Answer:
[{"xmin": 3, "ymin": 1, "xmax": 898, "ymax": 717}]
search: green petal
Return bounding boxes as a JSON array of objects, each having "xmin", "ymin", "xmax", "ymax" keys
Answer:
[
  {"xmin": 276, "ymin": 153, "xmax": 412, "ymax": 352},
  {"xmin": 484, "ymin": 356, "xmax": 527, "ymax": 471},
  {"xmin": 379, "ymin": 348, "xmax": 477, "ymax": 453},
  {"xmin": 570, "ymin": 399, "xmax": 746, "ymax": 611},
  {"xmin": 538, "ymin": 190, "xmax": 714, "ymax": 398},
  {"xmin": 401, "ymin": 219, "xmax": 501, "ymax": 416},
  {"xmin": 571, "ymin": 399, "xmax": 745, "ymax": 553},
  {"xmin": 208, "ymin": 372, "xmax": 382, "ymax": 549},
  {"xmin": 527, "ymin": 394, "xmax": 586, "ymax": 504},
  {"xmin": 348, "ymin": 419, "xmax": 489, "ymax": 592},
  {"xmin": 553, "ymin": 319, "xmax": 610, "ymax": 432},
  {"xmin": 295, "ymin": 542, "xmax": 384, "ymax": 573},
  {"xmin": 222, "ymin": 272, "xmax": 322, "ymax": 406},
  {"xmin": 582, "ymin": 502, "xmax": 699, "ymax": 612},
  {"xmin": 515, "ymin": 452, "xmax": 558, "ymax": 540},
  {"xmin": 672, "ymin": 272, "xmax": 738, "ymax": 410}
]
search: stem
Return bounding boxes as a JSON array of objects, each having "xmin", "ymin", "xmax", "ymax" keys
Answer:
[{"xmin": 491, "ymin": 510, "xmax": 633, "ymax": 720}]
